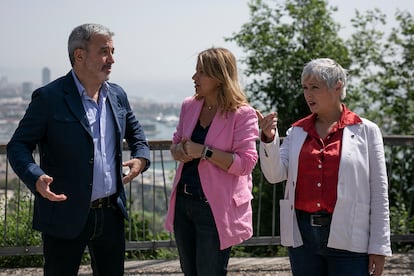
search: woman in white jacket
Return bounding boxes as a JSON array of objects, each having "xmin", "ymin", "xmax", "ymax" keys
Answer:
[{"xmin": 258, "ymin": 58, "xmax": 391, "ymax": 276}]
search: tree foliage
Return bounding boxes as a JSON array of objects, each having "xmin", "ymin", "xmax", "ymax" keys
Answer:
[
  {"xmin": 348, "ymin": 10, "xmax": 414, "ymax": 247},
  {"xmin": 227, "ymin": 0, "xmax": 350, "ymax": 134},
  {"xmin": 348, "ymin": 10, "xmax": 414, "ymax": 135}
]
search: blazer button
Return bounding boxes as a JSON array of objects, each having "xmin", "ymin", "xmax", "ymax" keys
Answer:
[{"xmin": 89, "ymin": 158, "xmax": 94, "ymax": 164}]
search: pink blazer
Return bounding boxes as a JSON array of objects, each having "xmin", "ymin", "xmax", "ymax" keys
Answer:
[{"xmin": 164, "ymin": 96, "xmax": 259, "ymax": 249}]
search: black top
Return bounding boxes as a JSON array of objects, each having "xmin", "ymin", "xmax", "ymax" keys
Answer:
[{"xmin": 178, "ymin": 120, "xmax": 209, "ymax": 192}]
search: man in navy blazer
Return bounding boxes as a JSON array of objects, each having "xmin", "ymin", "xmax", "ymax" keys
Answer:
[{"xmin": 7, "ymin": 23, "xmax": 150, "ymax": 275}]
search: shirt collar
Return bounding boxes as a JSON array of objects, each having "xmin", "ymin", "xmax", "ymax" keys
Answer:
[
  {"xmin": 71, "ymin": 69, "xmax": 109, "ymax": 98},
  {"xmin": 292, "ymin": 104, "xmax": 362, "ymax": 130}
]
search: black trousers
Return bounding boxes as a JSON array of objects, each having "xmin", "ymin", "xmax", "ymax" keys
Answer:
[{"xmin": 42, "ymin": 206, "xmax": 125, "ymax": 276}]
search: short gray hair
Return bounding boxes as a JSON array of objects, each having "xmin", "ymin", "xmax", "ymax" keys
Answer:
[
  {"xmin": 68, "ymin": 23, "xmax": 114, "ymax": 66},
  {"xmin": 301, "ymin": 58, "xmax": 347, "ymax": 100}
]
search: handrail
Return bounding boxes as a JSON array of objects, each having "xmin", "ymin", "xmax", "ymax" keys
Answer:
[{"xmin": 1, "ymin": 136, "xmax": 413, "ymax": 256}]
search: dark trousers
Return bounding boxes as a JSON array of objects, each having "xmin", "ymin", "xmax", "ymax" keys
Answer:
[
  {"xmin": 174, "ymin": 193, "xmax": 231, "ymax": 276},
  {"xmin": 288, "ymin": 211, "xmax": 369, "ymax": 276},
  {"xmin": 42, "ymin": 206, "xmax": 125, "ymax": 276}
]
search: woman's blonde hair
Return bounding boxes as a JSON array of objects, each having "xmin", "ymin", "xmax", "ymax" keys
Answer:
[{"xmin": 195, "ymin": 47, "xmax": 248, "ymax": 112}]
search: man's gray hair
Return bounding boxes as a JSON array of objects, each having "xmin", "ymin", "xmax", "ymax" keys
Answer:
[{"xmin": 68, "ymin": 23, "xmax": 114, "ymax": 66}]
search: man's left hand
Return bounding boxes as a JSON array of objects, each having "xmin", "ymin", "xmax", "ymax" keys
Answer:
[{"xmin": 122, "ymin": 158, "xmax": 146, "ymax": 184}]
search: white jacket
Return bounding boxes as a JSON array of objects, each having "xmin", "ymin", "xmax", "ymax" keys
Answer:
[{"xmin": 259, "ymin": 118, "xmax": 392, "ymax": 256}]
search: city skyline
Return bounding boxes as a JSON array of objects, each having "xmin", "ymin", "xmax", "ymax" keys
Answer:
[{"xmin": 1, "ymin": 0, "xmax": 412, "ymax": 103}]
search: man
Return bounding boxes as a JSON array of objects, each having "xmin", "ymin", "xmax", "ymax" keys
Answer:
[{"xmin": 7, "ymin": 23, "xmax": 150, "ymax": 275}]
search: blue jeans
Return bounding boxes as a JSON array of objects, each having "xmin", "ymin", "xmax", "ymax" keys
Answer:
[
  {"xmin": 288, "ymin": 211, "xmax": 369, "ymax": 276},
  {"xmin": 174, "ymin": 193, "xmax": 231, "ymax": 276},
  {"xmin": 43, "ymin": 206, "xmax": 125, "ymax": 276}
]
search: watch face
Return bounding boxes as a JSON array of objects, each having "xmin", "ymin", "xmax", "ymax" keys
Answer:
[{"xmin": 206, "ymin": 149, "xmax": 213, "ymax": 158}]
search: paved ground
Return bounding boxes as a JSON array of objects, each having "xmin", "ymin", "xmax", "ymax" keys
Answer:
[{"xmin": 0, "ymin": 253, "xmax": 412, "ymax": 275}]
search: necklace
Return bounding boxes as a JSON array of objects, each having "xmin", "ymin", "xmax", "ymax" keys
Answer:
[{"xmin": 204, "ymin": 101, "xmax": 216, "ymax": 111}]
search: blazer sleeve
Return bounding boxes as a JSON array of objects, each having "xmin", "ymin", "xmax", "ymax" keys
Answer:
[
  {"xmin": 227, "ymin": 106, "xmax": 259, "ymax": 176},
  {"xmin": 259, "ymin": 127, "xmax": 290, "ymax": 184},
  {"xmin": 7, "ymin": 88, "xmax": 48, "ymax": 193},
  {"xmin": 366, "ymin": 121, "xmax": 392, "ymax": 256},
  {"xmin": 113, "ymin": 85, "xmax": 151, "ymax": 172}
]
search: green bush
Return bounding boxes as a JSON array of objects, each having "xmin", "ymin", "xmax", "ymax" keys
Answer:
[
  {"xmin": 125, "ymin": 211, "xmax": 178, "ymax": 260},
  {"xmin": 0, "ymin": 194, "xmax": 43, "ymax": 268}
]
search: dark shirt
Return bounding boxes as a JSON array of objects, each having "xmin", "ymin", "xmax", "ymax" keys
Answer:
[{"xmin": 178, "ymin": 120, "xmax": 209, "ymax": 191}]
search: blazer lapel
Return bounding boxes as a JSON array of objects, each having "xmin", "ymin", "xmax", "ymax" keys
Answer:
[
  {"xmin": 183, "ymin": 99, "xmax": 203, "ymax": 139},
  {"xmin": 206, "ymin": 109, "xmax": 228, "ymax": 143},
  {"xmin": 107, "ymin": 90, "xmax": 122, "ymax": 135},
  {"xmin": 341, "ymin": 123, "xmax": 363, "ymax": 161},
  {"xmin": 62, "ymin": 72, "xmax": 93, "ymax": 137}
]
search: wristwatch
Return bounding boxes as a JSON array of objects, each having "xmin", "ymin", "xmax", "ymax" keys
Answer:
[
  {"xmin": 205, "ymin": 147, "xmax": 213, "ymax": 159},
  {"xmin": 202, "ymin": 146, "xmax": 213, "ymax": 160}
]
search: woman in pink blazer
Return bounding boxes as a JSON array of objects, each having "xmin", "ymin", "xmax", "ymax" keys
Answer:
[{"xmin": 164, "ymin": 47, "xmax": 259, "ymax": 276}]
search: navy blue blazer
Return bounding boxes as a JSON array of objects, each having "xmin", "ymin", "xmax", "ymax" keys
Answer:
[{"xmin": 7, "ymin": 72, "xmax": 150, "ymax": 239}]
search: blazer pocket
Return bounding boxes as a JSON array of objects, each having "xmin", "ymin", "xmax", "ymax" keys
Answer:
[
  {"xmin": 232, "ymin": 192, "xmax": 253, "ymax": 224},
  {"xmin": 117, "ymin": 108, "xmax": 127, "ymax": 119},
  {"xmin": 53, "ymin": 112, "xmax": 79, "ymax": 123},
  {"xmin": 116, "ymin": 108, "xmax": 127, "ymax": 132},
  {"xmin": 351, "ymin": 203, "xmax": 370, "ymax": 248},
  {"xmin": 51, "ymin": 114, "xmax": 84, "ymax": 145},
  {"xmin": 279, "ymin": 199, "xmax": 292, "ymax": 244},
  {"xmin": 232, "ymin": 191, "xmax": 253, "ymax": 207}
]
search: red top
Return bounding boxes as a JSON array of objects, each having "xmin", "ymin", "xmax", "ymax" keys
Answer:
[{"xmin": 292, "ymin": 105, "xmax": 362, "ymax": 213}]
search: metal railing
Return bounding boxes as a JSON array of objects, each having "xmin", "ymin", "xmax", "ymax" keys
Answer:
[{"xmin": 1, "ymin": 136, "xmax": 413, "ymax": 256}]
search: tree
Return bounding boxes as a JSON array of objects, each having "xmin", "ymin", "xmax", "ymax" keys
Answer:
[
  {"xmin": 348, "ymin": 9, "xmax": 414, "ymax": 135},
  {"xmin": 227, "ymin": 0, "xmax": 350, "ymax": 134},
  {"xmin": 348, "ymin": 10, "xmax": 414, "ymax": 246}
]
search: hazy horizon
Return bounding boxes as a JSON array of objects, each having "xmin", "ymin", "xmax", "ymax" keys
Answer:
[{"xmin": 1, "ymin": 0, "xmax": 412, "ymax": 103}]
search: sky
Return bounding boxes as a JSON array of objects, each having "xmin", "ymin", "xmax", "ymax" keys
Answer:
[{"xmin": 0, "ymin": 0, "xmax": 412, "ymax": 103}]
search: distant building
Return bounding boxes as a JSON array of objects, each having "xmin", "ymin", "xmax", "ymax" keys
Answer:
[
  {"xmin": 42, "ymin": 67, "xmax": 51, "ymax": 86},
  {"xmin": 0, "ymin": 75, "xmax": 7, "ymax": 88},
  {"xmin": 22, "ymin": 82, "xmax": 33, "ymax": 100}
]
